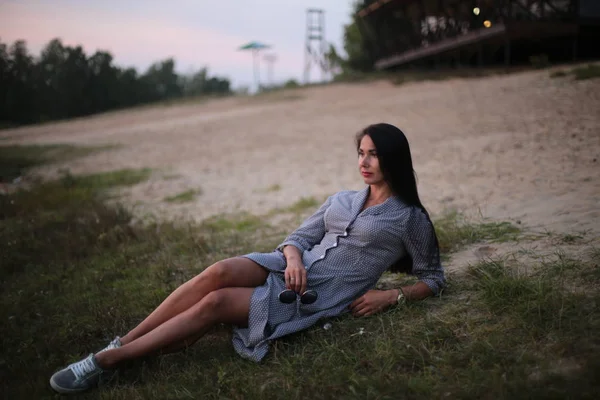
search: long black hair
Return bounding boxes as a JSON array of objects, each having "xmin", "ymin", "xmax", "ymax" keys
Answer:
[{"xmin": 355, "ymin": 123, "xmax": 440, "ymax": 274}]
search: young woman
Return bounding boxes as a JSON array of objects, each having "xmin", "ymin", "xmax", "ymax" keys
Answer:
[{"xmin": 50, "ymin": 123, "xmax": 445, "ymax": 394}]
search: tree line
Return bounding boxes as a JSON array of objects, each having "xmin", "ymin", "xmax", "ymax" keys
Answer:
[
  {"xmin": 323, "ymin": 1, "xmax": 377, "ymax": 77},
  {"xmin": 0, "ymin": 38, "xmax": 231, "ymax": 126}
]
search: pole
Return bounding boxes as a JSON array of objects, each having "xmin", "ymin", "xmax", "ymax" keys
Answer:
[
  {"xmin": 263, "ymin": 54, "xmax": 277, "ymax": 88},
  {"xmin": 504, "ymin": 36, "xmax": 511, "ymax": 66},
  {"xmin": 253, "ymin": 49, "xmax": 260, "ymax": 92},
  {"xmin": 321, "ymin": 11, "xmax": 327, "ymax": 81}
]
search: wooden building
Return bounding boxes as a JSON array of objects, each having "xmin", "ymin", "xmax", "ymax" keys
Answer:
[{"xmin": 356, "ymin": 0, "xmax": 600, "ymax": 69}]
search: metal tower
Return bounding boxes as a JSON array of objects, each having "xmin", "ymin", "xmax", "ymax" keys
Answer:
[
  {"xmin": 263, "ymin": 53, "xmax": 278, "ymax": 88},
  {"xmin": 304, "ymin": 8, "xmax": 328, "ymax": 83}
]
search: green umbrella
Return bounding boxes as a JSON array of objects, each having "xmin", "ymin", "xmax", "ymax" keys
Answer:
[{"xmin": 238, "ymin": 41, "xmax": 271, "ymax": 91}]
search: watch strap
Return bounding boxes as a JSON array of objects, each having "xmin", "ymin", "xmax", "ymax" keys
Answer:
[{"xmin": 396, "ymin": 289, "xmax": 406, "ymax": 305}]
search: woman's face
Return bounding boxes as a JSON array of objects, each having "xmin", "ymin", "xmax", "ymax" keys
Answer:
[{"xmin": 358, "ymin": 134, "xmax": 385, "ymax": 186}]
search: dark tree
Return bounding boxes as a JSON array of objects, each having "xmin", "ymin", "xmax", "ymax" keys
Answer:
[{"xmin": 0, "ymin": 38, "xmax": 232, "ymax": 126}]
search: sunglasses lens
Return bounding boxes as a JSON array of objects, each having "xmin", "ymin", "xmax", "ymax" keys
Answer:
[
  {"xmin": 300, "ymin": 290, "xmax": 318, "ymax": 304},
  {"xmin": 278, "ymin": 289, "xmax": 296, "ymax": 303}
]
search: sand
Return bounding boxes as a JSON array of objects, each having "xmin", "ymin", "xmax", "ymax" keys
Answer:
[{"xmin": 2, "ymin": 67, "xmax": 599, "ymax": 240}]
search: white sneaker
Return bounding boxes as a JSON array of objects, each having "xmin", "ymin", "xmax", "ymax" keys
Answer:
[
  {"xmin": 98, "ymin": 336, "xmax": 122, "ymax": 353},
  {"xmin": 49, "ymin": 353, "xmax": 105, "ymax": 394}
]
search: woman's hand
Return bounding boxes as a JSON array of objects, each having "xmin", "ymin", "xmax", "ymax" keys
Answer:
[
  {"xmin": 284, "ymin": 260, "xmax": 307, "ymax": 294},
  {"xmin": 282, "ymin": 245, "xmax": 307, "ymax": 293},
  {"xmin": 349, "ymin": 290, "xmax": 397, "ymax": 317}
]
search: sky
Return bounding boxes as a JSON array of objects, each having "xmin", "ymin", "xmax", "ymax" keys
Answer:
[{"xmin": 0, "ymin": 0, "xmax": 353, "ymax": 91}]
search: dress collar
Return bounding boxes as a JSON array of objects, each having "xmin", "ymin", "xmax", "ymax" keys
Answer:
[
  {"xmin": 350, "ymin": 186, "xmax": 402, "ymax": 218},
  {"xmin": 350, "ymin": 186, "xmax": 370, "ymax": 218}
]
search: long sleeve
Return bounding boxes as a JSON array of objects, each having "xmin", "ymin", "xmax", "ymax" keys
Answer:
[
  {"xmin": 401, "ymin": 207, "xmax": 446, "ymax": 295},
  {"xmin": 277, "ymin": 195, "xmax": 335, "ymax": 254}
]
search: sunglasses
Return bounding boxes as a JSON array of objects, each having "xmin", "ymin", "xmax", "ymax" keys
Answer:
[{"xmin": 278, "ymin": 289, "xmax": 318, "ymax": 304}]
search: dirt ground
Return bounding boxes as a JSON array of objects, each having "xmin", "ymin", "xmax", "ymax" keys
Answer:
[{"xmin": 2, "ymin": 67, "xmax": 599, "ymax": 240}]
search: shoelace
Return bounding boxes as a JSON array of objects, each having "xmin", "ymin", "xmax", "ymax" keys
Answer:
[
  {"xmin": 99, "ymin": 337, "xmax": 121, "ymax": 353},
  {"xmin": 70, "ymin": 356, "xmax": 97, "ymax": 380},
  {"xmin": 110, "ymin": 337, "xmax": 121, "ymax": 349},
  {"xmin": 106, "ymin": 338, "xmax": 121, "ymax": 351}
]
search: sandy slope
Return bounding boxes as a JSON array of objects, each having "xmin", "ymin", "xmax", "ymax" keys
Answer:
[{"xmin": 2, "ymin": 67, "xmax": 599, "ymax": 238}]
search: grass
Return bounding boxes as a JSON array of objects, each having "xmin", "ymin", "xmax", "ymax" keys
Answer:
[
  {"xmin": 550, "ymin": 70, "xmax": 568, "ymax": 78},
  {"xmin": 164, "ymin": 189, "xmax": 202, "ymax": 203},
  {"xmin": 572, "ymin": 64, "xmax": 600, "ymax": 80},
  {"xmin": 550, "ymin": 64, "xmax": 600, "ymax": 81},
  {"xmin": 60, "ymin": 168, "xmax": 152, "ymax": 190},
  {"xmin": 283, "ymin": 196, "xmax": 320, "ymax": 214},
  {"xmin": 434, "ymin": 211, "xmax": 521, "ymax": 255},
  {"xmin": 559, "ymin": 233, "xmax": 585, "ymax": 243},
  {"xmin": 201, "ymin": 212, "xmax": 267, "ymax": 234},
  {"xmin": 250, "ymin": 91, "xmax": 305, "ymax": 103},
  {"xmin": 336, "ymin": 63, "xmax": 598, "ymax": 87},
  {"xmin": 331, "ymin": 66, "xmax": 533, "ymax": 87},
  {"xmin": 0, "ymin": 144, "xmax": 116, "ymax": 182},
  {"xmin": 263, "ymin": 184, "xmax": 282, "ymax": 193},
  {"xmin": 1, "ymin": 150, "xmax": 598, "ymax": 399}
]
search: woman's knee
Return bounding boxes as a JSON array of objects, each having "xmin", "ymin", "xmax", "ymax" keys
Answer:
[
  {"xmin": 190, "ymin": 257, "xmax": 267, "ymax": 290},
  {"xmin": 194, "ymin": 289, "xmax": 230, "ymax": 322},
  {"xmin": 199, "ymin": 289, "xmax": 226, "ymax": 312},
  {"xmin": 196, "ymin": 288, "xmax": 252, "ymax": 326},
  {"xmin": 191, "ymin": 259, "xmax": 236, "ymax": 289}
]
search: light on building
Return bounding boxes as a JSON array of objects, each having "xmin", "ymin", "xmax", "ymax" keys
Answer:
[
  {"xmin": 473, "ymin": 7, "xmax": 480, "ymax": 15},
  {"xmin": 483, "ymin": 20, "xmax": 492, "ymax": 28}
]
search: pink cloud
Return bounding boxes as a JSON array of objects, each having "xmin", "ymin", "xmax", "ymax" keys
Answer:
[{"xmin": 0, "ymin": 2, "xmax": 302, "ymax": 81}]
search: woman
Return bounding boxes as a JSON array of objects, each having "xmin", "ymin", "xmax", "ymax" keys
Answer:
[{"xmin": 50, "ymin": 123, "xmax": 445, "ymax": 394}]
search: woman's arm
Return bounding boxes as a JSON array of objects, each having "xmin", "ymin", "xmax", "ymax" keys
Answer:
[
  {"xmin": 401, "ymin": 208, "xmax": 446, "ymax": 296},
  {"xmin": 393, "ymin": 282, "xmax": 433, "ymax": 301},
  {"xmin": 349, "ymin": 284, "xmax": 432, "ymax": 317},
  {"xmin": 277, "ymin": 195, "xmax": 335, "ymax": 254},
  {"xmin": 350, "ymin": 208, "xmax": 445, "ymax": 317}
]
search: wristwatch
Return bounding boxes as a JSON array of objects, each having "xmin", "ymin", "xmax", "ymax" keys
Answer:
[{"xmin": 396, "ymin": 289, "xmax": 406, "ymax": 305}]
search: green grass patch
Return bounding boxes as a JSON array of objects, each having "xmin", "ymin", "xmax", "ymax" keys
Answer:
[
  {"xmin": 60, "ymin": 168, "xmax": 152, "ymax": 190},
  {"xmin": 332, "ymin": 66, "xmax": 533, "ymax": 87},
  {"xmin": 284, "ymin": 196, "xmax": 320, "ymax": 213},
  {"xmin": 201, "ymin": 212, "xmax": 266, "ymax": 234},
  {"xmin": 550, "ymin": 64, "xmax": 600, "ymax": 81},
  {"xmin": 161, "ymin": 173, "xmax": 182, "ymax": 181},
  {"xmin": 1, "ymin": 157, "xmax": 597, "ymax": 398},
  {"xmin": 263, "ymin": 196, "xmax": 323, "ymax": 225},
  {"xmin": 467, "ymin": 255, "xmax": 600, "ymax": 357},
  {"xmin": 253, "ymin": 184, "xmax": 282, "ymax": 195},
  {"xmin": 0, "ymin": 143, "xmax": 115, "ymax": 182},
  {"xmin": 572, "ymin": 64, "xmax": 600, "ymax": 80},
  {"xmin": 559, "ymin": 233, "xmax": 585, "ymax": 243},
  {"xmin": 0, "ymin": 171, "xmax": 280, "ymax": 398},
  {"xmin": 590, "ymin": 246, "xmax": 600, "ymax": 261},
  {"xmin": 468, "ymin": 259, "xmax": 558, "ymax": 316},
  {"xmin": 550, "ymin": 70, "xmax": 568, "ymax": 78},
  {"xmin": 264, "ymin": 183, "xmax": 282, "ymax": 192},
  {"xmin": 252, "ymin": 91, "xmax": 304, "ymax": 103},
  {"xmin": 164, "ymin": 189, "xmax": 201, "ymax": 203},
  {"xmin": 434, "ymin": 212, "xmax": 521, "ymax": 255}
]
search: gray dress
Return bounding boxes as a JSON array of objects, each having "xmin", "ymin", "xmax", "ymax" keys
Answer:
[{"xmin": 232, "ymin": 186, "xmax": 445, "ymax": 362}]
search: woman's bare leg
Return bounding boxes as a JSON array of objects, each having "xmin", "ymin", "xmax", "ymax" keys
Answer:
[
  {"xmin": 147, "ymin": 330, "xmax": 207, "ymax": 356},
  {"xmin": 96, "ymin": 287, "xmax": 253, "ymax": 368},
  {"xmin": 120, "ymin": 257, "xmax": 268, "ymax": 345},
  {"xmin": 155, "ymin": 333, "xmax": 203, "ymax": 355}
]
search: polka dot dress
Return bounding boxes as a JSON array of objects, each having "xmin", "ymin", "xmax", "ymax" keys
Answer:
[{"xmin": 232, "ymin": 186, "xmax": 445, "ymax": 362}]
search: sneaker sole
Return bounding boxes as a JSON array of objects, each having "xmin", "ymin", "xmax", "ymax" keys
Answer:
[{"xmin": 49, "ymin": 375, "xmax": 95, "ymax": 394}]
